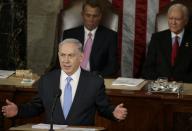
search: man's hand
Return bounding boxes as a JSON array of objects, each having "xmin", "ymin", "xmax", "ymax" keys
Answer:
[
  {"xmin": 113, "ymin": 103, "xmax": 127, "ymax": 121},
  {"xmin": 1, "ymin": 99, "xmax": 18, "ymax": 118}
]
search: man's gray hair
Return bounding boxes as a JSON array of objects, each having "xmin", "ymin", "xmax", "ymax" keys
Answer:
[
  {"xmin": 168, "ymin": 3, "xmax": 189, "ymax": 21},
  {"xmin": 59, "ymin": 38, "xmax": 83, "ymax": 52}
]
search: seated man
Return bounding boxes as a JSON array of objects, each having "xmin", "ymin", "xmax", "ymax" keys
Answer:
[
  {"xmin": 56, "ymin": 0, "xmax": 118, "ymax": 78},
  {"xmin": 142, "ymin": 3, "xmax": 192, "ymax": 83},
  {"xmin": 2, "ymin": 38, "xmax": 127, "ymax": 126}
]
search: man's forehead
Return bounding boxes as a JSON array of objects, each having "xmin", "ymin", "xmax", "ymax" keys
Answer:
[
  {"xmin": 61, "ymin": 42, "xmax": 77, "ymax": 48},
  {"xmin": 168, "ymin": 11, "xmax": 185, "ymax": 19},
  {"xmin": 84, "ymin": 5, "xmax": 100, "ymax": 12},
  {"xmin": 169, "ymin": 8, "xmax": 184, "ymax": 14},
  {"xmin": 60, "ymin": 43, "xmax": 78, "ymax": 52}
]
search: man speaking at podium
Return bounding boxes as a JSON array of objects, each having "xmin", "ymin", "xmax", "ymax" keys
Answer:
[{"xmin": 2, "ymin": 38, "xmax": 127, "ymax": 126}]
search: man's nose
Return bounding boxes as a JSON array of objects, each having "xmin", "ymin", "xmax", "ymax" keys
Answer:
[{"xmin": 62, "ymin": 56, "xmax": 69, "ymax": 63}]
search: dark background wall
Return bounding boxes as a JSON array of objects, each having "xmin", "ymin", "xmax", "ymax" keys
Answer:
[
  {"xmin": 0, "ymin": 0, "xmax": 26, "ymax": 70},
  {"xmin": 0, "ymin": 0, "xmax": 62, "ymax": 75}
]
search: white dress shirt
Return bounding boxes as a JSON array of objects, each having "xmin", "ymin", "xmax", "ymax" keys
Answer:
[
  {"xmin": 171, "ymin": 29, "xmax": 184, "ymax": 46},
  {"xmin": 60, "ymin": 67, "xmax": 81, "ymax": 109}
]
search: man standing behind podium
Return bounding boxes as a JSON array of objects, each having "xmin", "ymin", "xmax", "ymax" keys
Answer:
[
  {"xmin": 60, "ymin": 0, "xmax": 118, "ymax": 77},
  {"xmin": 142, "ymin": 3, "xmax": 192, "ymax": 83},
  {"xmin": 2, "ymin": 38, "xmax": 127, "ymax": 125}
]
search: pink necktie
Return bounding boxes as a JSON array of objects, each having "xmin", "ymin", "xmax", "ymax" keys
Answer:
[
  {"xmin": 171, "ymin": 36, "xmax": 179, "ymax": 66},
  {"xmin": 81, "ymin": 32, "xmax": 93, "ymax": 70}
]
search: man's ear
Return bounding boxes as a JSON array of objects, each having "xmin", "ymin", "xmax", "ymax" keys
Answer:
[{"xmin": 80, "ymin": 53, "xmax": 84, "ymax": 63}]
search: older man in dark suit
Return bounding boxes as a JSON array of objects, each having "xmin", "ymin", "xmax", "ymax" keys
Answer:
[
  {"xmin": 142, "ymin": 3, "xmax": 192, "ymax": 131},
  {"xmin": 142, "ymin": 3, "xmax": 192, "ymax": 83},
  {"xmin": 2, "ymin": 38, "xmax": 127, "ymax": 126}
]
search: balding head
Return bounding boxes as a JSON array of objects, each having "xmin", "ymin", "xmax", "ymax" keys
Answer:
[
  {"xmin": 168, "ymin": 3, "xmax": 189, "ymax": 21},
  {"xmin": 58, "ymin": 38, "xmax": 83, "ymax": 75},
  {"xmin": 59, "ymin": 38, "xmax": 83, "ymax": 53}
]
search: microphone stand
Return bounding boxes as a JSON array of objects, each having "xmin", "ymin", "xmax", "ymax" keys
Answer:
[
  {"xmin": 49, "ymin": 89, "xmax": 61, "ymax": 131},
  {"xmin": 49, "ymin": 112, "xmax": 54, "ymax": 131}
]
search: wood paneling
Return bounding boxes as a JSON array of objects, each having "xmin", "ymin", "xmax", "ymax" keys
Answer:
[{"xmin": 1, "ymin": 80, "xmax": 192, "ymax": 131}]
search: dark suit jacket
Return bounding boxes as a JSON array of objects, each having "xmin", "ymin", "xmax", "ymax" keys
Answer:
[
  {"xmin": 62, "ymin": 25, "xmax": 118, "ymax": 77},
  {"xmin": 17, "ymin": 69, "xmax": 115, "ymax": 125},
  {"xmin": 142, "ymin": 29, "xmax": 192, "ymax": 83}
]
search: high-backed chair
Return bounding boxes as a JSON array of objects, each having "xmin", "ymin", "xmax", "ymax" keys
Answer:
[
  {"xmin": 156, "ymin": 0, "xmax": 192, "ymax": 32},
  {"xmin": 56, "ymin": 0, "xmax": 119, "ymax": 42},
  {"xmin": 49, "ymin": 0, "xmax": 119, "ymax": 73}
]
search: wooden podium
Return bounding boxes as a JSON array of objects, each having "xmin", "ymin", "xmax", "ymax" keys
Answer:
[
  {"xmin": 95, "ymin": 79, "xmax": 192, "ymax": 131},
  {"xmin": 9, "ymin": 124, "xmax": 105, "ymax": 131},
  {"xmin": 2, "ymin": 78, "xmax": 192, "ymax": 131}
]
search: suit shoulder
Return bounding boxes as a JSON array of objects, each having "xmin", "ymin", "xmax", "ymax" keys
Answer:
[
  {"xmin": 41, "ymin": 69, "xmax": 60, "ymax": 80},
  {"xmin": 151, "ymin": 29, "xmax": 170, "ymax": 38},
  {"xmin": 81, "ymin": 70, "xmax": 104, "ymax": 81},
  {"xmin": 98, "ymin": 25, "xmax": 117, "ymax": 34}
]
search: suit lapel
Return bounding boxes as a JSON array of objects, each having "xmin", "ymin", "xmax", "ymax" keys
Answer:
[
  {"xmin": 52, "ymin": 70, "xmax": 60, "ymax": 95},
  {"xmin": 90, "ymin": 26, "xmax": 103, "ymax": 66},
  {"xmin": 174, "ymin": 30, "xmax": 190, "ymax": 67},
  {"xmin": 79, "ymin": 26, "xmax": 85, "ymax": 45},
  {"xmin": 162, "ymin": 30, "xmax": 172, "ymax": 66},
  {"xmin": 53, "ymin": 70, "xmax": 66, "ymax": 122}
]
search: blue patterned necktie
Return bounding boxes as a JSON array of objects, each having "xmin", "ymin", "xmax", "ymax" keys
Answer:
[{"xmin": 63, "ymin": 76, "xmax": 72, "ymax": 119}]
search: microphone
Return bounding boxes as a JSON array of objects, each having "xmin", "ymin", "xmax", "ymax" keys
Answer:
[{"xmin": 49, "ymin": 89, "xmax": 62, "ymax": 131}]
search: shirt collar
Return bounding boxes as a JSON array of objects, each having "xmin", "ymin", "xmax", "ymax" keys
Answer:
[
  {"xmin": 171, "ymin": 29, "xmax": 184, "ymax": 46},
  {"xmin": 171, "ymin": 29, "xmax": 184, "ymax": 39},
  {"xmin": 61, "ymin": 67, "xmax": 81, "ymax": 81},
  {"xmin": 84, "ymin": 27, "xmax": 97, "ymax": 38}
]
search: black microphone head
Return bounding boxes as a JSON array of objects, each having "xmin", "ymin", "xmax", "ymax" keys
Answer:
[{"xmin": 57, "ymin": 89, "xmax": 62, "ymax": 97}]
